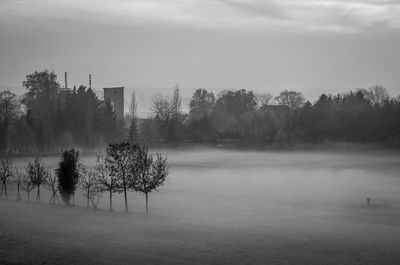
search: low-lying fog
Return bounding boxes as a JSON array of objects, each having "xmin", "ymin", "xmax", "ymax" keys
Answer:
[{"xmin": 10, "ymin": 149, "xmax": 400, "ymax": 227}]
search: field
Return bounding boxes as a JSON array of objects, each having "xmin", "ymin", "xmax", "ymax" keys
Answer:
[{"xmin": 1, "ymin": 149, "xmax": 400, "ymax": 264}]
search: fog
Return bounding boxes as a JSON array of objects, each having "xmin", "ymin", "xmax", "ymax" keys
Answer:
[
  {"xmin": 2, "ymin": 149, "xmax": 400, "ymax": 264},
  {"xmin": 8, "ymin": 149, "xmax": 400, "ymax": 225}
]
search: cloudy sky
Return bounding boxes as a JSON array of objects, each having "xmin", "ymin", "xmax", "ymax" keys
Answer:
[{"xmin": 1, "ymin": 0, "xmax": 400, "ymax": 112}]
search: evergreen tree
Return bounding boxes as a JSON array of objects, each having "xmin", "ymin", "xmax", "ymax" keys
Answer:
[{"xmin": 56, "ymin": 149, "xmax": 80, "ymax": 205}]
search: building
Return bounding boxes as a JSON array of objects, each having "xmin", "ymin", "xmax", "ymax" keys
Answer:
[{"xmin": 103, "ymin": 87, "xmax": 124, "ymax": 122}]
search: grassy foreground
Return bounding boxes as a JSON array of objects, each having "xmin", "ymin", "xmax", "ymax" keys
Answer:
[{"xmin": 1, "ymin": 199, "xmax": 400, "ymax": 265}]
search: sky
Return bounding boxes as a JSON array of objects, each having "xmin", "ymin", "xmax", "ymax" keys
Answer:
[{"xmin": 1, "ymin": 0, "xmax": 400, "ymax": 114}]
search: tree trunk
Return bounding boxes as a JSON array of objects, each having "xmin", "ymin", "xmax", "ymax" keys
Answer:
[
  {"xmin": 72, "ymin": 193, "xmax": 75, "ymax": 206},
  {"xmin": 36, "ymin": 185, "xmax": 40, "ymax": 201},
  {"xmin": 4, "ymin": 183, "xmax": 7, "ymax": 200},
  {"xmin": 109, "ymin": 190, "xmax": 113, "ymax": 212},
  {"xmin": 87, "ymin": 187, "xmax": 90, "ymax": 208},
  {"xmin": 124, "ymin": 187, "xmax": 128, "ymax": 213},
  {"xmin": 145, "ymin": 193, "xmax": 148, "ymax": 216},
  {"xmin": 27, "ymin": 191, "xmax": 30, "ymax": 202},
  {"xmin": 123, "ymin": 177, "xmax": 128, "ymax": 213},
  {"xmin": 17, "ymin": 184, "xmax": 20, "ymax": 201}
]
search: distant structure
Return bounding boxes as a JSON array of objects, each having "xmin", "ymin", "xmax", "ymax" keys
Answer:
[{"xmin": 103, "ymin": 87, "xmax": 124, "ymax": 122}]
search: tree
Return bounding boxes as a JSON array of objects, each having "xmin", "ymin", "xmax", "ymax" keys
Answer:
[
  {"xmin": 79, "ymin": 166, "xmax": 100, "ymax": 209},
  {"xmin": 256, "ymin": 93, "xmax": 273, "ymax": 108},
  {"xmin": 45, "ymin": 172, "xmax": 59, "ymax": 204},
  {"xmin": 212, "ymin": 89, "xmax": 257, "ymax": 141},
  {"xmin": 13, "ymin": 168, "xmax": 23, "ymax": 201},
  {"xmin": 0, "ymin": 90, "xmax": 20, "ymax": 153},
  {"xmin": 152, "ymin": 93, "xmax": 171, "ymax": 144},
  {"xmin": 274, "ymin": 90, "xmax": 305, "ymax": 110},
  {"xmin": 22, "ymin": 174, "xmax": 34, "ymax": 201},
  {"xmin": 22, "ymin": 70, "xmax": 59, "ymax": 152},
  {"xmin": 0, "ymin": 156, "xmax": 13, "ymax": 200},
  {"xmin": 26, "ymin": 157, "xmax": 49, "ymax": 201},
  {"xmin": 105, "ymin": 143, "xmax": 137, "ymax": 212},
  {"xmin": 366, "ymin": 85, "xmax": 390, "ymax": 107},
  {"xmin": 95, "ymin": 155, "xmax": 119, "ymax": 211},
  {"xmin": 131, "ymin": 150, "xmax": 168, "ymax": 215},
  {"xmin": 127, "ymin": 91, "xmax": 139, "ymax": 144},
  {"xmin": 56, "ymin": 149, "xmax": 80, "ymax": 205},
  {"xmin": 188, "ymin": 89, "xmax": 215, "ymax": 142},
  {"xmin": 168, "ymin": 85, "xmax": 182, "ymax": 144},
  {"xmin": 102, "ymin": 100, "xmax": 120, "ymax": 144}
]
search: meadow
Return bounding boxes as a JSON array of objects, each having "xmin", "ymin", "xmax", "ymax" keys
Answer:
[{"xmin": 1, "ymin": 149, "xmax": 400, "ymax": 264}]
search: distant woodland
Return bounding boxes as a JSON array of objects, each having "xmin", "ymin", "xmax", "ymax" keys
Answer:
[{"xmin": 1, "ymin": 70, "xmax": 400, "ymax": 154}]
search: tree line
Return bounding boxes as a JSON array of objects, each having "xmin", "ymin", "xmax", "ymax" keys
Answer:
[
  {"xmin": 1, "ymin": 69, "xmax": 400, "ymax": 154},
  {"xmin": 134, "ymin": 85, "xmax": 400, "ymax": 148},
  {"xmin": 0, "ymin": 70, "xmax": 124, "ymax": 154},
  {"xmin": 0, "ymin": 142, "xmax": 168, "ymax": 215}
]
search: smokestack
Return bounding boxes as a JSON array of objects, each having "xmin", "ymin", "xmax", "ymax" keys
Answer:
[
  {"xmin": 89, "ymin": 74, "xmax": 92, "ymax": 90},
  {"xmin": 64, "ymin": 72, "xmax": 68, "ymax": 89}
]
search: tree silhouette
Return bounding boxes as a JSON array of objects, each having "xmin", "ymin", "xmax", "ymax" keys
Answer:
[
  {"xmin": 56, "ymin": 149, "xmax": 80, "ymax": 205},
  {"xmin": 127, "ymin": 91, "xmax": 139, "ymax": 144},
  {"xmin": 22, "ymin": 174, "xmax": 34, "ymax": 201},
  {"xmin": 45, "ymin": 172, "xmax": 59, "ymax": 204},
  {"xmin": 95, "ymin": 155, "xmax": 120, "ymax": 211},
  {"xmin": 79, "ymin": 166, "xmax": 101, "ymax": 209},
  {"xmin": 0, "ymin": 90, "xmax": 19, "ymax": 153},
  {"xmin": 131, "ymin": 148, "xmax": 168, "ymax": 215},
  {"xmin": 26, "ymin": 157, "xmax": 49, "ymax": 202},
  {"xmin": 0, "ymin": 156, "xmax": 13, "ymax": 200},
  {"xmin": 106, "ymin": 143, "xmax": 137, "ymax": 213},
  {"xmin": 22, "ymin": 70, "xmax": 59, "ymax": 152},
  {"xmin": 13, "ymin": 168, "xmax": 23, "ymax": 201}
]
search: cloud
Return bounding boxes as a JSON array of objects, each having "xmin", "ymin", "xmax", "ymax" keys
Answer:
[{"xmin": 1, "ymin": 0, "xmax": 400, "ymax": 33}]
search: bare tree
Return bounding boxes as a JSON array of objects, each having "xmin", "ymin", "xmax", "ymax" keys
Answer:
[
  {"xmin": 26, "ymin": 157, "xmax": 49, "ymax": 202},
  {"xmin": 0, "ymin": 156, "xmax": 13, "ymax": 200},
  {"xmin": 45, "ymin": 172, "xmax": 59, "ymax": 204},
  {"xmin": 366, "ymin": 85, "xmax": 390, "ymax": 107},
  {"xmin": 131, "ymin": 148, "xmax": 168, "ymax": 216},
  {"xmin": 95, "ymin": 155, "xmax": 120, "ymax": 211},
  {"xmin": 22, "ymin": 174, "xmax": 34, "ymax": 201},
  {"xmin": 79, "ymin": 166, "xmax": 99, "ymax": 209},
  {"xmin": 13, "ymin": 168, "xmax": 23, "ymax": 201},
  {"xmin": 106, "ymin": 143, "xmax": 138, "ymax": 213}
]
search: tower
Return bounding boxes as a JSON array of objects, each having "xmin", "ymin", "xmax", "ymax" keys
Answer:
[{"xmin": 103, "ymin": 87, "xmax": 124, "ymax": 122}]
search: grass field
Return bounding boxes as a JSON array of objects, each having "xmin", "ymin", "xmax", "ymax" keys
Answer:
[{"xmin": 1, "ymin": 150, "xmax": 400, "ymax": 264}]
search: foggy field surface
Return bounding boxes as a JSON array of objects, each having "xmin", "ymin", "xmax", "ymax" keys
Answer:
[{"xmin": 1, "ymin": 150, "xmax": 400, "ymax": 264}]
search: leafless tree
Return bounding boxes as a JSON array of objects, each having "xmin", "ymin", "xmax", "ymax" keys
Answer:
[
  {"xmin": 26, "ymin": 157, "xmax": 49, "ymax": 201},
  {"xmin": 22, "ymin": 174, "xmax": 34, "ymax": 201},
  {"xmin": 106, "ymin": 143, "xmax": 138, "ymax": 213},
  {"xmin": 45, "ymin": 172, "xmax": 59, "ymax": 204},
  {"xmin": 79, "ymin": 166, "xmax": 103, "ymax": 209},
  {"xmin": 95, "ymin": 155, "xmax": 120, "ymax": 211},
  {"xmin": 366, "ymin": 85, "xmax": 390, "ymax": 107},
  {"xmin": 131, "ymin": 148, "xmax": 168, "ymax": 215},
  {"xmin": 0, "ymin": 156, "xmax": 13, "ymax": 200},
  {"xmin": 13, "ymin": 168, "xmax": 23, "ymax": 201}
]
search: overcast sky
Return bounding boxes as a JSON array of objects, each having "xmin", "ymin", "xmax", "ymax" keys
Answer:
[{"xmin": 1, "ymin": 0, "xmax": 400, "ymax": 113}]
